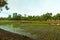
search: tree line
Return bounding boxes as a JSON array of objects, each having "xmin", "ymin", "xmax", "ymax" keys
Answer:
[{"xmin": 0, "ymin": 13, "xmax": 60, "ymax": 21}]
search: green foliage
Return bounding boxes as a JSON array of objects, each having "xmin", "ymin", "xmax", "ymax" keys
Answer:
[
  {"xmin": 0, "ymin": 0, "xmax": 9, "ymax": 11},
  {"xmin": 0, "ymin": 12, "xmax": 60, "ymax": 21},
  {"xmin": 53, "ymin": 13, "xmax": 60, "ymax": 20},
  {"xmin": 0, "ymin": 0, "xmax": 7, "ymax": 7},
  {"xmin": 41, "ymin": 13, "xmax": 52, "ymax": 21},
  {"xmin": 17, "ymin": 14, "xmax": 22, "ymax": 20}
]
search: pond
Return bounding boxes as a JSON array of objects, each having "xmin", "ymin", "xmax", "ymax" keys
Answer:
[
  {"xmin": 0, "ymin": 24, "xmax": 60, "ymax": 40},
  {"xmin": 0, "ymin": 24, "xmax": 38, "ymax": 39}
]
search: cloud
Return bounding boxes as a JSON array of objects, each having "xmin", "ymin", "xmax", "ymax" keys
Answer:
[{"xmin": 1, "ymin": 0, "xmax": 60, "ymax": 17}]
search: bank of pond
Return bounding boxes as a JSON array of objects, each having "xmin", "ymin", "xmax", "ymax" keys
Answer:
[{"xmin": 0, "ymin": 23, "xmax": 60, "ymax": 40}]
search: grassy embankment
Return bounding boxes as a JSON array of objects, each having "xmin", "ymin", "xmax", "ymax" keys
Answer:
[{"xmin": 0, "ymin": 20, "xmax": 60, "ymax": 25}]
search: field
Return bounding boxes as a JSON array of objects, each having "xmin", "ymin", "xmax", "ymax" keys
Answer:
[{"xmin": 0, "ymin": 20, "xmax": 60, "ymax": 40}]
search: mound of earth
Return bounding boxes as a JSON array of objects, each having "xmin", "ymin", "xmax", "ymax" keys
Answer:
[{"xmin": 0, "ymin": 28, "xmax": 34, "ymax": 40}]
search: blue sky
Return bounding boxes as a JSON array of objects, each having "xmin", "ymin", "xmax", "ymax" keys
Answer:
[{"xmin": 0, "ymin": 0, "xmax": 60, "ymax": 17}]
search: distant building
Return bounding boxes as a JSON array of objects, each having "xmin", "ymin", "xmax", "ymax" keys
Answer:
[
  {"xmin": 13, "ymin": 13, "xmax": 17, "ymax": 18},
  {"xmin": 24, "ymin": 14, "xmax": 27, "ymax": 17},
  {"xmin": 8, "ymin": 15, "xmax": 11, "ymax": 19}
]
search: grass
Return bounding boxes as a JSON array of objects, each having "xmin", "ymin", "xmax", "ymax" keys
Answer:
[
  {"xmin": 0, "ymin": 20, "xmax": 60, "ymax": 40},
  {"xmin": 18, "ymin": 25, "xmax": 60, "ymax": 40}
]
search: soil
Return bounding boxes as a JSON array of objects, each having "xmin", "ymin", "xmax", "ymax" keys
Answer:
[{"xmin": 0, "ymin": 28, "xmax": 34, "ymax": 40}]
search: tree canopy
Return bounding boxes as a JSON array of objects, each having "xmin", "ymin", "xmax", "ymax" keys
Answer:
[
  {"xmin": 0, "ymin": 12, "xmax": 60, "ymax": 21},
  {"xmin": 0, "ymin": 0, "xmax": 9, "ymax": 11}
]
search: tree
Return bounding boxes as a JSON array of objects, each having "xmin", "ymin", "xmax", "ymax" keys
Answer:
[
  {"xmin": 27, "ymin": 16, "xmax": 33, "ymax": 21},
  {"xmin": 34, "ymin": 16, "xmax": 41, "ymax": 21},
  {"xmin": 41, "ymin": 13, "xmax": 52, "ymax": 21},
  {"xmin": 53, "ymin": 13, "xmax": 60, "ymax": 20},
  {"xmin": 17, "ymin": 14, "xmax": 22, "ymax": 20},
  {"xmin": 0, "ymin": 0, "xmax": 9, "ymax": 11}
]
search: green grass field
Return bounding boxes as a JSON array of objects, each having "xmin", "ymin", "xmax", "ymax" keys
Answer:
[{"xmin": 0, "ymin": 20, "xmax": 60, "ymax": 40}]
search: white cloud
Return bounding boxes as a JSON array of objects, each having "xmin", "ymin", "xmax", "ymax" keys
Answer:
[
  {"xmin": 1, "ymin": 0, "xmax": 60, "ymax": 17},
  {"xmin": 0, "ymin": 14, "xmax": 8, "ymax": 17}
]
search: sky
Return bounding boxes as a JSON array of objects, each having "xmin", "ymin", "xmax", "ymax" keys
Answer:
[{"xmin": 0, "ymin": 0, "xmax": 60, "ymax": 17}]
